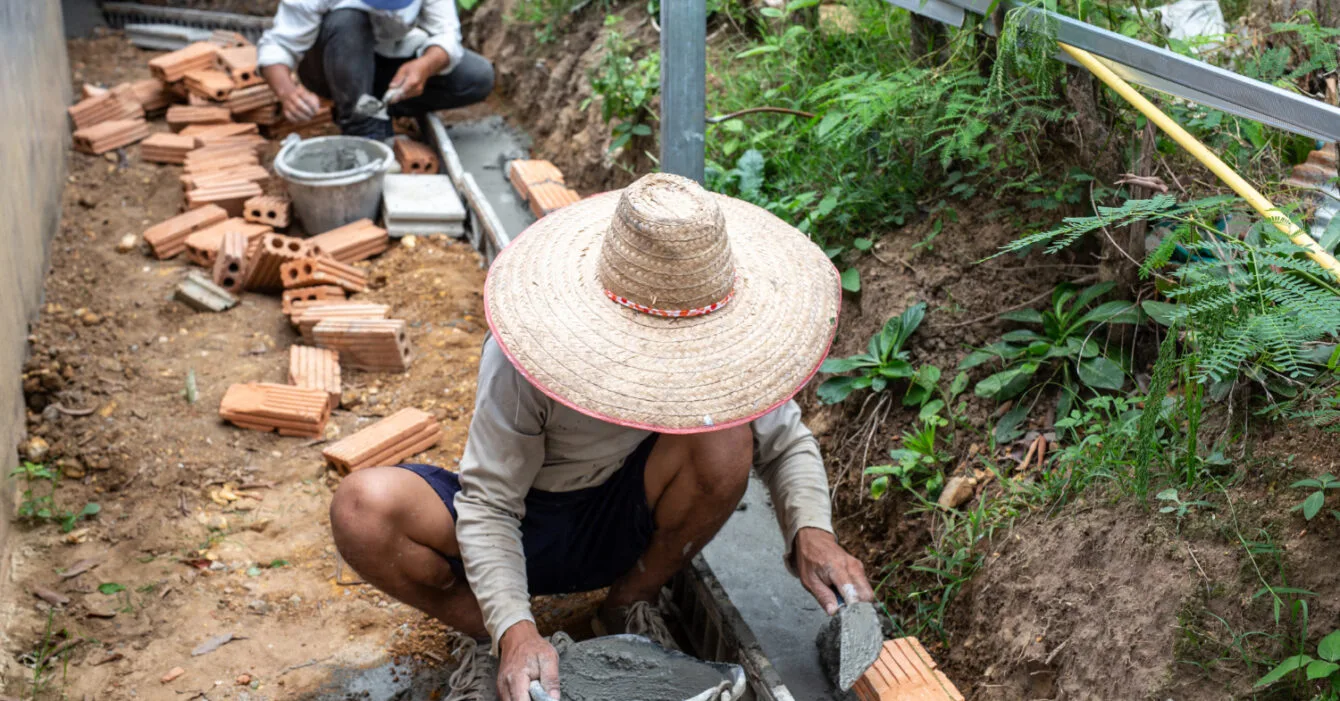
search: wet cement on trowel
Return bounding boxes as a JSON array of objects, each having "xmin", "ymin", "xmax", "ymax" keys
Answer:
[
  {"xmin": 816, "ymin": 602, "xmax": 882, "ymax": 691},
  {"xmin": 557, "ymin": 637, "xmax": 731, "ymax": 701},
  {"xmin": 445, "ymin": 115, "xmax": 537, "ymax": 239}
]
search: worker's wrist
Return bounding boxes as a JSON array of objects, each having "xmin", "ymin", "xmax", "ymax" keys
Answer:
[{"xmin": 499, "ymin": 620, "xmax": 541, "ymax": 652}]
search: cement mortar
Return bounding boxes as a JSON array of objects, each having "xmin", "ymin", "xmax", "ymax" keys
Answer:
[
  {"xmin": 285, "ymin": 140, "xmax": 377, "ymax": 175},
  {"xmin": 444, "ymin": 116, "xmax": 536, "ymax": 239},
  {"xmin": 815, "ymin": 602, "xmax": 882, "ymax": 691},
  {"xmin": 557, "ymin": 637, "xmax": 731, "ymax": 701}
]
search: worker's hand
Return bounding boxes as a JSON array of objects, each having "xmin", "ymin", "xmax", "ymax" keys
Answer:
[
  {"xmin": 498, "ymin": 622, "xmax": 560, "ymax": 701},
  {"xmin": 279, "ymin": 83, "xmax": 321, "ymax": 124},
  {"xmin": 388, "ymin": 57, "xmax": 434, "ymax": 103},
  {"xmin": 794, "ymin": 527, "xmax": 875, "ymax": 615}
]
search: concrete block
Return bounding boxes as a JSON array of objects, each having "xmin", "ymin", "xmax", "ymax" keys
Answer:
[
  {"xmin": 212, "ymin": 230, "xmax": 249, "ymax": 294},
  {"xmin": 219, "ymin": 382, "xmax": 331, "ymax": 438},
  {"xmin": 381, "ymin": 174, "xmax": 465, "ymax": 238},
  {"xmin": 174, "ymin": 270, "xmax": 238, "ymax": 312},
  {"xmin": 306, "ymin": 219, "xmax": 389, "ymax": 263},
  {"xmin": 312, "ymin": 318, "xmax": 411, "ymax": 372},
  {"xmin": 143, "ymin": 204, "xmax": 229, "ymax": 259},
  {"xmin": 322, "ymin": 408, "xmax": 440, "ymax": 474},
  {"xmin": 149, "ymin": 42, "xmax": 221, "ymax": 82}
]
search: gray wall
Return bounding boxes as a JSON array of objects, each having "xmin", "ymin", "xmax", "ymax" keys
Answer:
[{"xmin": 0, "ymin": 0, "xmax": 71, "ymax": 583}]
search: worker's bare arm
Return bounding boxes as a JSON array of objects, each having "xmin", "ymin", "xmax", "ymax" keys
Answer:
[
  {"xmin": 262, "ymin": 64, "xmax": 320, "ymax": 123},
  {"xmin": 498, "ymin": 621, "xmax": 560, "ymax": 701},
  {"xmin": 389, "ymin": 46, "xmax": 451, "ymax": 103}
]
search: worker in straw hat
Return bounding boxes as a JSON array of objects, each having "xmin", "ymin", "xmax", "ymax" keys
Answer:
[
  {"xmin": 257, "ymin": 0, "xmax": 494, "ymax": 140},
  {"xmin": 330, "ymin": 173, "xmax": 875, "ymax": 700}
]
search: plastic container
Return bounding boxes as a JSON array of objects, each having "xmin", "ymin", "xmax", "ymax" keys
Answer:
[{"xmin": 273, "ymin": 134, "xmax": 394, "ymax": 235}]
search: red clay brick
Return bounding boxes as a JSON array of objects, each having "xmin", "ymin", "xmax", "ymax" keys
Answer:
[
  {"xmin": 291, "ymin": 301, "xmax": 390, "ymax": 342},
  {"xmin": 219, "ymin": 382, "xmax": 330, "ymax": 438},
  {"xmin": 507, "ymin": 159, "xmax": 565, "ymax": 202},
  {"xmin": 72, "ymin": 119, "xmax": 151, "ymax": 155},
  {"xmin": 208, "ymin": 30, "xmax": 251, "ymax": 49},
  {"xmin": 527, "ymin": 181, "xmax": 582, "ymax": 218},
  {"xmin": 186, "ymin": 180, "xmax": 264, "ymax": 218},
  {"xmin": 289, "ymin": 345, "xmax": 341, "ymax": 411},
  {"xmin": 244, "ymin": 233, "xmax": 316, "ymax": 292},
  {"xmin": 852, "ymin": 638, "xmax": 963, "ymax": 701},
  {"xmin": 143, "ymin": 204, "xmax": 229, "ymax": 259},
  {"xmin": 393, "ymin": 139, "xmax": 440, "ymax": 175},
  {"xmin": 306, "ymin": 219, "xmax": 389, "ymax": 263},
  {"xmin": 149, "ymin": 42, "xmax": 222, "ymax": 83},
  {"xmin": 68, "ymin": 91, "xmax": 144, "ymax": 130},
  {"xmin": 243, "ymin": 195, "xmax": 291, "ymax": 229},
  {"xmin": 182, "ymin": 148, "xmax": 260, "ymax": 174},
  {"xmin": 282, "ymin": 286, "xmax": 346, "ymax": 315},
  {"xmin": 216, "ymin": 46, "xmax": 262, "ymax": 88},
  {"xmin": 166, "ymin": 105, "xmax": 232, "ymax": 131},
  {"xmin": 225, "ymin": 84, "xmax": 277, "ymax": 115},
  {"xmin": 140, "ymin": 133, "xmax": 197, "ymax": 165},
  {"xmin": 280, "ymin": 257, "xmax": 368, "ymax": 293},
  {"xmin": 212, "ymin": 230, "xmax": 249, "ymax": 294},
  {"xmin": 236, "ymin": 104, "xmax": 282, "ymax": 126},
  {"xmin": 182, "ymin": 164, "xmax": 270, "ymax": 192},
  {"xmin": 265, "ymin": 104, "xmax": 334, "ymax": 140},
  {"xmin": 311, "ymin": 318, "xmax": 412, "ymax": 373},
  {"xmin": 184, "ymin": 69, "xmax": 236, "ymax": 102},
  {"xmin": 322, "ymin": 408, "xmax": 440, "ymax": 474},
  {"xmin": 184, "ymin": 218, "xmax": 271, "ymax": 267},
  {"xmin": 82, "ymin": 84, "xmax": 108, "ymax": 99},
  {"xmin": 128, "ymin": 78, "xmax": 173, "ymax": 113}
]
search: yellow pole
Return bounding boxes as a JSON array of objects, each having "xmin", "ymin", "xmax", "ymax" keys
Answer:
[{"xmin": 1058, "ymin": 43, "xmax": 1340, "ymax": 283}]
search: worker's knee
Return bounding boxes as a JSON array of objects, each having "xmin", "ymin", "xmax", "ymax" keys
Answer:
[
  {"xmin": 329, "ymin": 467, "xmax": 401, "ymax": 548},
  {"xmin": 683, "ymin": 426, "xmax": 752, "ymax": 505},
  {"xmin": 455, "ymin": 52, "xmax": 496, "ymax": 101},
  {"xmin": 320, "ymin": 8, "xmax": 374, "ymax": 43}
]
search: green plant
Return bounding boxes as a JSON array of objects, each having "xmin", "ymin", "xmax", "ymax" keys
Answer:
[
  {"xmin": 864, "ymin": 402, "xmax": 951, "ymax": 499},
  {"xmin": 584, "ymin": 19, "xmax": 660, "ymax": 153},
  {"xmin": 1155, "ymin": 487, "xmax": 1213, "ymax": 526},
  {"xmin": 959, "ymin": 281, "xmax": 1138, "ymax": 420},
  {"xmin": 512, "ymin": 0, "xmax": 600, "ymax": 42},
  {"xmin": 1290, "ymin": 473, "xmax": 1340, "ymax": 522},
  {"xmin": 18, "ymin": 611, "xmax": 74, "ymax": 700},
  {"xmin": 10, "ymin": 461, "xmax": 100, "ymax": 533},
  {"xmin": 817, "ymin": 303, "xmax": 928, "ymax": 404},
  {"xmin": 1256, "ymin": 630, "xmax": 1340, "ymax": 693}
]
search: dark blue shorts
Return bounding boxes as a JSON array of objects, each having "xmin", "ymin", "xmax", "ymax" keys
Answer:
[{"xmin": 397, "ymin": 435, "xmax": 658, "ymax": 595}]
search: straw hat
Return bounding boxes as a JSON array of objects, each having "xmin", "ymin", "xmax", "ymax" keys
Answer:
[{"xmin": 484, "ymin": 172, "xmax": 841, "ymax": 433}]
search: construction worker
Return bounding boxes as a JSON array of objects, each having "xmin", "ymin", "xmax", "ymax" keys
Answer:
[
  {"xmin": 257, "ymin": 0, "xmax": 493, "ymax": 140},
  {"xmin": 329, "ymin": 173, "xmax": 875, "ymax": 700}
]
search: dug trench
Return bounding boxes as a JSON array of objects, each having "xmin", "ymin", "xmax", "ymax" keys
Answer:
[{"xmin": 5, "ymin": 12, "xmax": 1340, "ymax": 701}]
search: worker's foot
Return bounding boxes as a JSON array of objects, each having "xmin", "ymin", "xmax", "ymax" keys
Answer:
[
  {"xmin": 593, "ymin": 599, "xmax": 679, "ymax": 650},
  {"xmin": 443, "ymin": 632, "xmax": 493, "ymax": 701}
]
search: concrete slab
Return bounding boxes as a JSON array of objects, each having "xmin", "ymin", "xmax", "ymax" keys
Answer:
[
  {"xmin": 443, "ymin": 116, "xmax": 536, "ymax": 242},
  {"xmin": 382, "ymin": 174, "xmax": 466, "ymax": 222},
  {"xmin": 702, "ymin": 478, "xmax": 844, "ymax": 700}
]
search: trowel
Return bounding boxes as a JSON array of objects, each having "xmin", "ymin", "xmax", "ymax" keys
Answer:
[
  {"xmin": 815, "ymin": 599, "xmax": 884, "ymax": 692},
  {"xmin": 352, "ymin": 86, "xmax": 405, "ymax": 122}
]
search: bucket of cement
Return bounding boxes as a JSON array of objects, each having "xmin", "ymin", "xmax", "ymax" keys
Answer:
[
  {"xmin": 532, "ymin": 634, "xmax": 747, "ymax": 701},
  {"xmin": 274, "ymin": 134, "xmax": 394, "ymax": 235}
]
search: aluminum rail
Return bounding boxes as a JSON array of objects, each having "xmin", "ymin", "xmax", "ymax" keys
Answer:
[{"xmin": 882, "ymin": 0, "xmax": 1340, "ymax": 142}]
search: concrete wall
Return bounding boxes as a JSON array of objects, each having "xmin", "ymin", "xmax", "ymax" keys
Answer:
[{"xmin": 0, "ymin": 0, "xmax": 71, "ymax": 585}]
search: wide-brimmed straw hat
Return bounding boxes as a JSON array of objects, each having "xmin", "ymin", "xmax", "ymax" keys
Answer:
[{"xmin": 484, "ymin": 172, "xmax": 841, "ymax": 433}]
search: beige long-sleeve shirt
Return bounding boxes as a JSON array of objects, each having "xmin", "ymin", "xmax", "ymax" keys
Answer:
[{"xmin": 455, "ymin": 338, "xmax": 834, "ymax": 652}]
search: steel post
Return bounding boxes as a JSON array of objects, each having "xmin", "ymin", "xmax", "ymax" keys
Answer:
[{"xmin": 660, "ymin": 0, "xmax": 707, "ymax": 183}]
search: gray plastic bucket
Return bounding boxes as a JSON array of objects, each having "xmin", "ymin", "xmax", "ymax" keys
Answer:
[{"xmin": 273, "ymin": 134, "xmax": 394, "ymax": 235}]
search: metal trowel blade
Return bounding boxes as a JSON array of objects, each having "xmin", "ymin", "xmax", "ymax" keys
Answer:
[{"xmin": 816, "ymin": 601, "xmax": 883, "ymax": 691}]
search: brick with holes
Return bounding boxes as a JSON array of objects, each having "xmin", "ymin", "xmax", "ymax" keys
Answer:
[
  {"xmin": 312, "ymin": 318, "xmax": 412, "ymax": 372},
  {"xmin": 149, "ymin": 42, "xmax": 221, "ymax": 83},
  {"xmin": 280, "ymin": 257, "xmax": 367, "ymax": 293},
  {"xmin": 184, "ymin": 69, "xmax": 236, "ymax": 102},
  {"xmin": 72, "ymin": 119, "xmax": 151, "ymax": 155},
  {"xmin": 322, "ymin": 408, "xmax": 440, "ymax": 474},
  {"xmin": 244, "ymin": 233, "xmax": 316, "ymax": 292},
  {"xmin": 216, "ymin": 46, "xmax": 262, "ymax": 88},
  {"xmin": 212, "ymin": 230, "xmax": 249, "ymax": 294},
  {"xmin": 219, "ymin": 382, "xmax": 330, "ymax": 437},
  {"xmin": 291, "ymin": 301, "xmax": 390, "ymax": 342},
  {"xmin": 68, "ymin": 91, "xmax": 144, "ymax": 130},
  {"xmin": 186, "ymin": 180, "xmax": 263, "ymax": 217},
  {"xmin": 281, "ymin": 285, "xmax": 346, "ymax": 315},
  {"xmin": 143, "ymin": 205, "xmax": 229, "ymax": 259},
  {"xmin": 184, "ymin": 218, "xmax": 271, "ymax": 267},
  {"xmin": 305, "ymin": 219, "xmax": 389, "ymax": 263},
  {"xmin": 393, "ymin": 138, "xmax": 440, "ymax": 174},
  {"xmin": 243, "ymin": 195, "xmax": 291, "ymax": 229}
]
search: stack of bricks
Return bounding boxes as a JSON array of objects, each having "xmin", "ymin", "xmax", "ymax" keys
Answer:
[
  {"xmin": 280, "ymin": 257, "xmax": 368, "ymax": 293},
  {"xmin": 140, "ymin": 133, "xmax": 197, "ymax": 165},
  {"xmin": 184, "ymin": 69, "xmax": 236, "ymax": 102},
  {"xmin": 216, "ymin": 46, "xmax": 263, "ymax": 88},
  {"xmin": 307, "ymin": 219, "xmax": 390, "ymax": 263},
  {"xmin": 226, "ymin": 85, "xmax": 278, "ymax": 116},
  {"xmin": 219, "ymin": 382, "xmax": 331, "ymax": 438},
  {"xmin": 149, "ymin": 42, "xmax": 222, "ymax": 83},
  {"xmin": 244, "ymin": 233, "xmax": 317, "ymax": 292},
  {"xmin": 243, "ymin": 195, "xmax": 291, "ymax": 229},
  {"xmin": 312, "ymin": 318, "xmax": 412, "ymax": 372},
  {"xmin": 322, "ymin": 408, "xmax": 441, "ymax": 473},
  {"xmin": 68, "ymin": 90, "xmax": 145, "ymax": 129},
  {"xmin": 167, "ymin": 105, "xmax": 232, "ymax": 131},
  {"xmin": 852, "ymin": 638, "xmax": 964, "ymax": 701},
  {"xmin": 508, "ymin": 159, "xmax": 582, "ymax": 218},
  {"xmin": 290, "ymin": 301, "xmax": 390, "ymax": 342},
  {"xmin": 282, "ymin": 286, "xmax": 346, "ymax": 314},
  {"xmin": 212, "ymin": 230, "xmax": 250, "ymax": 294},
  {"xmin": 393, "ymin": 139, "xmax": 440, "ymax": 174},
  {"xmin": 184, "ymin": 218, "xmax": 271, "ymax": 267},
  {"xmin": 289, "ymin": 345, "xmax": 341, "ymax": 410},
  {"xmin": 128, "ymin": 78, "xmax": 172, "ymax": 113},
  {"xmin": 267, "ymin": 102, "xmax": 334, "ymax": 140},
  {"xmin": 73, "ymin": 119, "xmax": 152, "ymax": 155},
  {"xmin": 143, "ymin": 205, "xmax": 229, "ymax": 259}
]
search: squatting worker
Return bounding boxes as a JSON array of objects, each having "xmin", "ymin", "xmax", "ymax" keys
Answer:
[
  {"xmin": 256, "ymin": 0, "xmax": 494, "ymax": 140},
  {"xmin": 330, "ymin": 173, "xmax": 875, "ymax": 700}
]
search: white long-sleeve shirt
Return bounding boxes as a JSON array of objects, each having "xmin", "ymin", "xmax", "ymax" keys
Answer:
[
  {"xmin": 256, "ymin": 0, "xmax": 463, "ymax": 74},
  {"xmin": 455, "ymin": 338, "xmax": 835, "ymax": 654}
]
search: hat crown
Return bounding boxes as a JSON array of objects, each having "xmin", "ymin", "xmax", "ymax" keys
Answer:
[{"xmin": 598, "ymin": 173, "xmax": 735, "ymax": 314}]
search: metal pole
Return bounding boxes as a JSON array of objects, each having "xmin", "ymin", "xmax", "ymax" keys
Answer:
[{"xmin": 660, "ymin": 0, "xmax": 706, "ymax": 183}]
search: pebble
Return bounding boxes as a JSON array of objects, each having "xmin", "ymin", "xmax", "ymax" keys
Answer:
[
  {"xmin": 116, "ymin": 233, "xmax": 138, "ymax": 253},
  {"xmin": 236, "ymin": 674, "xmax": 252, "ymax": 686},
  {"xmin": 161, "ymin": 666, "xmax": 186, "ymax": 684},
  {"xmin": 81, "ymin": 311, "xmax": 101, "ymax": 325},
  {"xmin": 23, "ymin": 436, "xmax": 50, "ymax": 462},
  {"xmin": 402, "ymin": 234, "xmax": 418, "ymax": 250}
]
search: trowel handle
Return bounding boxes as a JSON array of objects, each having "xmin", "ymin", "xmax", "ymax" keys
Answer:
[{"xmin": 528, "ymin": 680, "xmax": 558, "ymax": 701}]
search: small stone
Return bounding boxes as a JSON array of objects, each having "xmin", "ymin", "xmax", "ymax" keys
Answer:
[
  {"xmin": 103, "ymin": 152, "xmax": 117, "ymax": 163},
  {"xmin": 23, "ymin": 436, "xmax": 50, "ymax": 462},
  {"xmin": 236, "ymin": 673, "xmax": 252, "ymax": 685},
  {"xmin": 59, "ymin": 457, "xmax": 86, "ymax": 480},
  {"xmin": 340, "ymin": 390, "xmax": 362, "ymax": 409},
  {"xmin": 937, "ymin": 476, "xmax": 979, "ymax": 510},
  {"xmin": 401, "ymin": 234, "xmax": 417, "ymax": 250},
  {"xmin": 323, "ymin": 422, "xmax": 341, "ymax": 441},
  {"xmin": 116, "ymin": 233, "xmax": 138, "ymax": 253},
  {"xmin": 161, "ymin": 666, "xmax": 185, "ymax": 684},
  {"xmin": 81, "ymin": 311, "xmax": 101, "ymax": 326}
]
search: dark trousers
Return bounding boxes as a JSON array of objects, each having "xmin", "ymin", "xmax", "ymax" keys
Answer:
[{"xmin": 297, "ymin": 8, "xmax": 495, "ymax": 139}]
